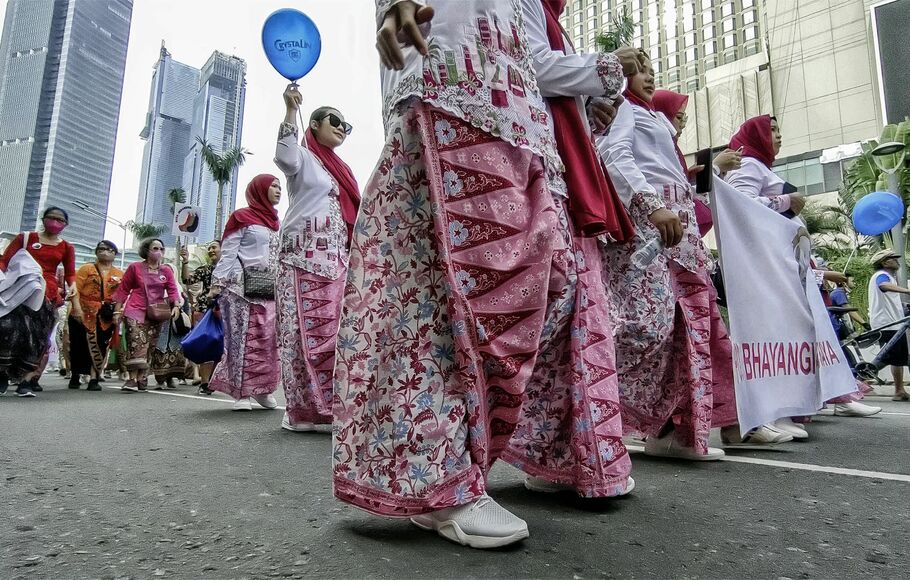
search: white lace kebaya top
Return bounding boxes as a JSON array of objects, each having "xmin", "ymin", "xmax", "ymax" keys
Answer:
[
  {"xmin": 376, "ymin": 0, "xmax": 622, "ymax": 194},
  {"xmin": 212, "ymin": 225, "xmax": 274, "ymax": 286}
]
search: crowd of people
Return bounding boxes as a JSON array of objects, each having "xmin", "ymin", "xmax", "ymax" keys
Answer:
[{"xmin": 0, "ymin": 0, "xmax": 903, "ymax": 551}]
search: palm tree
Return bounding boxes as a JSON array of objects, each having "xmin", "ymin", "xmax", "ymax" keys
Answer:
[
  {"xmin": 196, "ymin": 137, "xmax": 250, "ymax": 236},
  {"xmin": 166, "ymin": 187, "xmax": 187, "ymax": 214},
  {"xmin": 125, "ymin": 220, "xmax": 168, "ymax": 246},
  {"xmin": 595, "ymin": 7, "xmax": 634, "ymax": 52},
  {"xmin": 841, "ymin": 119, "xmax": 910, "ymax": 253}
]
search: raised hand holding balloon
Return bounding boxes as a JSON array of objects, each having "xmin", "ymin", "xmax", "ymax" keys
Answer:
[{"xmin": 262, "ymin": 9, "xmax": 322, "ymax": 127}]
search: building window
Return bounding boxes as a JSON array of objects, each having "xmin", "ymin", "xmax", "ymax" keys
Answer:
[
  {"xmin": 721, "ymin": 1, "xmax": 734, "ymax": 17},
  {"xmin": 722, "ymin": 17, "xmax": 736, "ymax": 33},
  {"xmin": 668, "ymin": 53, "xmax": 679, "ymax": 68},
  {"xmin": 743, "ymin": 9, "xmax": 756, "ymax": 25},
  {"xmin": 724, "ymin": 33, "xmax": 737, "ymax": 48},
  {"xmin": 685, "ymin": 32, "xmax": 696, "ymax": 47},
  {"xmin": 704, "ymin": 25, "xmax": 715, "ymax": 39},
  {"xmin": 742, "ymin": 0, "xmax": 755, "ymax": 7},
  {"xmin": 687, "ymin": 79, "xmax": 700, "ymax": 92},
  {"xmin": 704, "ymin": 40, "xmax": 716, "ymax": 55},
  {"xmin": 702, "ymin": 8, "xmax": 714, "ymax": 24},
  {"xmin": 685, "ymin": 46, "xmax": 698, "ymax": 62},
  {"xmin": 744, "ymin": 26, "xmax": 758, "ymax": 41}
]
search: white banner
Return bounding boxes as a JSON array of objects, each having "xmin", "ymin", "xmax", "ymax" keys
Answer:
[
  {"xmin": 712, "ymin": 178, "xmax": 855, "ymax": 432},
  {"xmin": 172, "ymin": 204, "xmax": 202, "ymax": 238}
]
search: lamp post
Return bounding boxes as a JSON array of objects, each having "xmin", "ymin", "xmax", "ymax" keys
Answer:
[
  {"xmin": 871, "ymin": 141, "xmax": 908, "ymax": 286},
  {"xmin": 71, "ymin": 201, "xmax": 127, "ymax": 268}
]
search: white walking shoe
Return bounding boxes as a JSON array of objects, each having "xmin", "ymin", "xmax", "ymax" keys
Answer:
[
  {"xmin": 833, "ymin": 401, "xmax": 882, "ymax": 417},
  {"xmin": 252, "ymin": 394, "xmax": 278, "ymax": 409},
  {"xmin": 524, "ymin": 476, "xmax": 635, "ymax": 497},
  {"xmin": 280, "ymin": 412, "xmax": 332, "ymax": 433},
  {"xmin": 772, "ymin": 418, "xmax": 809, "ymax": 440},
  {"xmin": 410, "ymin": 495, "xmax": 529, "ymax": 549},
  {"xmin": 721, "ymin": 425, "xmax": 792, "ymax": 449},
  {"xmin": 232, "ymin": 397, "xmax": 253, "ymax": 412},
  {"xmin": 644, "ymin": 433, "xmax": 725, "ymax": 461}
]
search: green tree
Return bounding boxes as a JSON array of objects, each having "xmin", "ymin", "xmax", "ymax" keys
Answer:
[
  {"xmin": 125, "ymin": 220, "xmax": 168, "ymax": 246},
  {"xmin": 196, "ymin": 138, "xmax": 249, "ymax": 236},
  {"xmin": 594, "ymin": 7, "xmax": 634, "ymax": 52},
  {"xmin": 166, "ymin": 187, "xmax": 187, "ymax": 214},
  {"xmin": 841, "ymin": 118, "xmax": 910, "ymax": 253}
]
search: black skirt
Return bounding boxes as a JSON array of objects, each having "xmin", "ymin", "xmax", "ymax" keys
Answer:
[{"xmin": 0, "ymin": 301, "xmax": 56, "ymax": 380}]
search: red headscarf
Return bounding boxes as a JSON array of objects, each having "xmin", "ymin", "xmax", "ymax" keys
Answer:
[
  {"xmin": 305, "ymin": 127, "xmax": 361, "ymax": 242},
  {"xmin": 730, "ymin": 115, "xmax": 776, "ymax": 168},
  {"xmin": 651, "ymin": 89, "xmax": 690, "ymax": 174},
  {"xmin": 222, "ymin": 173, "xmax": 281, "ymax": 239},
  {"xmin": 651, "ymin": 89, "xmax": 714, "ymax": 237},
  {"xmin": 541, "ymin": 0, "xmax": 634, "ymax": 240}
]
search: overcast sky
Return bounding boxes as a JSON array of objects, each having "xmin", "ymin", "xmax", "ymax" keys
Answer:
[{"xmin": 0, "ymin": 0, "xmax": 385, "ymax": 244}]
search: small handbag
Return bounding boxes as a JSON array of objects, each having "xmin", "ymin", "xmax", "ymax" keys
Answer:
[
  {"xmin": 95, "ymin": 264, "xmax": 116, "ymax": 323},
  {"xmin": 141, "ymin": 264, "xmax": 172, "ymax": 322},
  {"xmin": 240, "ymin": 258, "xmax": 274, "ymax": 300}
]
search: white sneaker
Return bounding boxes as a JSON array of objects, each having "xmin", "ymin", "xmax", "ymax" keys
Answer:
[
  {"xmin": 410, "ymin": 495, "xmax": 529, "ymax": 549},
  {"xmin": 772, "ymin": 418, "xmax": 809, "ymax": 440},
  {"xmin": 721, "ymin": 425, "xmax": 793, "ymax": 449},
  {"xmin": 252, "ymin": 394, "xmax": 278, "ymax": 409},
  {"xmin": 280, "ymin": 412, "xmax": 332, "ymax": 433},
  {"xmin": 834, "ymin": 401, "xmax": 882, "ymax": 417},
  {"xmin": 524, "ymin": 476, "xmax": 635, "ymax": 497},
  {"xmin": 232, "ymin": 398, "xmax": 253, "ymax": 412},
  {"xmin": 644, "ymin": 433, "xmax": 725, "ymax": 461}
]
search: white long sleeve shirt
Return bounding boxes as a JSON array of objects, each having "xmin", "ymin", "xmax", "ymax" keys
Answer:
[
  {"xmin": 212, "ymin": 225, "xmax": 274, "ymax": 286},
  {"xmin": 274, "ymin": 124, "xmax": 335, "ymax": 237},
  {"xmin": 596, "ymin": 102, "xmax": 687, "ymax": 211},
  {"xmin": 724, "ymin": 157, "xmax": 792, "ymax": 213}
]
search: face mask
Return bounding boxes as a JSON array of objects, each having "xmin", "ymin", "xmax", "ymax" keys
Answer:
[
  {"xmin": 43, "ymin": 219, "xmax": 66, "ymax": 235},
  {"xmin": 148, "ymin": 250, "xmax": 164, "ymax": 262}
]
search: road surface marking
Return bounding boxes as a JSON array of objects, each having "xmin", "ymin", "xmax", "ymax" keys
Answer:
[
  {"xmin": 102, "ymin": 385, "xmax": 288, "ymax": 410},
  {"xmin": 625, "ymin": 444, "xmax": 910, "ymax": 483}
]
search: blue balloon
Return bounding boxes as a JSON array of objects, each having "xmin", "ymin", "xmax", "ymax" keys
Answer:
[
  {"xmin": 852, "ymin": 191, "xmax": 905, "ymax": 235},
  {"xmin": 262, "ymin": 9, "xmax": 322, "ymax": 81}
]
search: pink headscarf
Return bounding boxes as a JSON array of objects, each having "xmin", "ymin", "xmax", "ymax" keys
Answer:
[{"xmin": 222, "ymin": 174, "xmax": 281, "ymax": 239}]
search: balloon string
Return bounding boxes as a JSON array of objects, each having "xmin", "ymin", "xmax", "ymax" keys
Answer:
[{"xmin": 842, "ymin": 245, "xmax": 857, "ymax": 274}]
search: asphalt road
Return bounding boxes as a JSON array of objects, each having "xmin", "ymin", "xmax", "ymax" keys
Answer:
[{"xmin": 2, "ymin": 375, "xmax": 910, "ymax": 579}]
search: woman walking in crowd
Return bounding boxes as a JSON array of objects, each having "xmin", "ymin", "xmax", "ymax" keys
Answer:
[
  {"xmin": 596, "ymin": 54, "xmax": 790, "ymax": 459},
  {"xmin": 275, "ymin": 85, "xmax": 359, "ymax": 432},
  {"xmin": 333, "ymin": 0, "xmax": 636, "ymax": 549},
  {"xmin": 0, "ymin": 207, "xmax": 76, "ymax": 397},
  {"xmin": 208, "ymin": 174, "xmax": 281, "ymax": 412},
  {"xmin": 68, "ymin": 240, "xmax": 124, "ymax": 391},
  {"xmin": 111, "ymin": 238, "xmax": 181, "ymax": 392},
  {"xmin": 150, "ymin": 263, "xmax": 189, "ymax": 389},
  {"xmin": 180, "ymin": 241, "xmax": 221, "ymax": 395},
  {"xmin": 724, "ymin": 115, "xmax": 881, "ymax": 426},
  {"xmin": 650, "ymin": 89, "xmax": 742, "ymax": 236}
]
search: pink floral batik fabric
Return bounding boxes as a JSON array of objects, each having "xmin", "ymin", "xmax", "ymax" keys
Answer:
[
  {"xmin": 333, "ymin": 99, "xmax": 630, "ymax": 517},
  {"xmin": 600, "ymin": 184, "xmax": 738, "ymax": 454},
  {"xmin": 277, "ymin": 255, "xmax": 347, "ymax": 426}
]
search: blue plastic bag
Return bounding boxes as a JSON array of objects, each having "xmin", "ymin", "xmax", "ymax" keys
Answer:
[{"xmin": 180, "ymin": 306, "xmax": 224, "ymax": 364}]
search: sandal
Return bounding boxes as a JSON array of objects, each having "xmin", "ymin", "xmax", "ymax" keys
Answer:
[{"xmin": 892, "ymin": 392, "xmax": 910, "ymax": 401}]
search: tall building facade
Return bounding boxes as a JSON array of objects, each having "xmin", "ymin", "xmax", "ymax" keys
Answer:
[
  {"xmin": 0, "ymin": 0, "xmax": 133, "ymax": 245},
  {"xmin": 181, "ymin": 52, "xmax": 247, "ymax": 243},
  {"xmin": 561, "ymin": 0, "xmax": 887, "ymax": 198},
  {"xmin": 135, "ymin": 43, "xmax": 200, "ymax": 246}
]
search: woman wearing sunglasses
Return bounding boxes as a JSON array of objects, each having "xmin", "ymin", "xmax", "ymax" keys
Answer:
[
  {"xmin": 273, "ymin": 83, "xmax": 360, "ymax": 433},
  {"xmin": 68, "ymin": 241, "xmax": 124, "ymax": 391}
]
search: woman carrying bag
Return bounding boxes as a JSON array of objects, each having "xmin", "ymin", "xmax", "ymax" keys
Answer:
[
  {"xmin": 69, "ymin": 240, "xmax": 124, "ymax": 391},
  {"xmin": 207, "ymin": 174, "xmax": 282, "ymax": 412},
  {"xmin": 111, "ymin": 238, "xmax": 181, "ymax": 392}
]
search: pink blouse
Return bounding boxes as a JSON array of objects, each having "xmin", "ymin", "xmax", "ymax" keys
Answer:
[{"xmin": 112, "ymin": 262, "xmax": 179, "ymax": 323}]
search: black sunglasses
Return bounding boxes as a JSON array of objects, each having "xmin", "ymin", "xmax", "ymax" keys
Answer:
[{"xmin": 321, "ymin": 113, "xmax": 353, "ymax": 135}]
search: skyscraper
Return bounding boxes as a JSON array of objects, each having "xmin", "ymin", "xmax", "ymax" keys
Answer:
[
  {"xmin": 182, "ymin": 51, "xmax": 247, "ymax": 243},
  {"xmin": 0, "ymin": 0, "xmax": 133, "ymax": 245},
  {"xmin": 561, "ymin": 0, "xmax": 885, "ymax": 198},
  {"xmin": 135, "ymin": 43, "xmax": 200, "ymax": 246}
]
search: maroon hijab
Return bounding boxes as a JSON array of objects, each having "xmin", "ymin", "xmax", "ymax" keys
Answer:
[
  {"xmin": 306, "ymin": 128, "xmax": 361, "ymax": 242},
  {"xmin": 541, "ymin": 0, "xmax": 634, "ymax": 240},
  {"xmin": 222, "ymin": 173, "xmax": 281, "ymax": 239},
  {"xmin": 651, "ymin": 89, "xmax": 714, "ymax": 237},
  {"xmin": 730, "ymin": 115, "xmax": 776, "ymax": 168}
]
